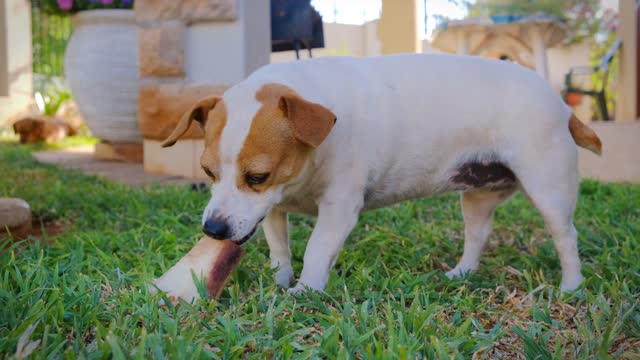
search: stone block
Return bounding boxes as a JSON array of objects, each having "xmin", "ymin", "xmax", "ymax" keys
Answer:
[
  {"xmin": 138, "ymin": 83, "xmax": 226, "ymax": 141},
  {"xmin": 181, "ymin": 0, "xmax": 237, "ymax": 23},
  {"xmin": 135, "ymin": 0, "xmax": 236, "ymax": 23},
  {"xmin": 138, "ymin": 26, "xmax": 185, "ymax": 77},
  {"xmin": 144, "ymin": 139, "xmax": 201, "ymax": 178},
  {"xmin": 578, "ymin": 121, "xmax": 640, "ymax": 183},
  {"xmin": 135, "ymin": 0, "xmax": 181, "ymax": 22},
  {"xmin": 94, "ymin": 142, "xmax": 144, "ymax": 163}
]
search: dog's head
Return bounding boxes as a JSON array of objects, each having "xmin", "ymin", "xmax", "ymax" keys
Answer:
[
  {"xmin": 12, "ymin": 118, "xmax": 44, "ymax": 144},
  {"xmin": 163, "ymin": 83, "xmax": 336, "ymax": 243}
]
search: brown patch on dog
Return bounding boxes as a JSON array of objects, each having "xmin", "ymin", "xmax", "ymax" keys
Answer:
[
  {"xmin": 256, "ymin": 83, "xmax": 337, "ymax": 148},
  {"xmin": 451, "ymin": 161, "xmax": 516, "ymax": 190},
  {"xmin": 159, "ymin": 94, "xmax": 228, "ymax": 180},
  {"xmin": 235, "ymin": 83, "xmax": 335, "ymax": 192},
  {"xmin": 568, "ymin": 114, "xmax": 602, "ymax": 155},
  {"xmin": 279, "ymin": 94, "xmax": 336, "ymax": 148},
  {"xmin": 255, "ymin": 82, "xmax": 293, "ymax": 104},
  {"xmin": 199, "ymin": 102, "xmax": 228, "ymax": 180}
]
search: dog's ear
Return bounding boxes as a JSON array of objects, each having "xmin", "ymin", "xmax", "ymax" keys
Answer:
[
  {"xmin": 13, "ymin": 119, "xmax": 33, "ymax": 133},
  {"xmin": 162, "ymin": 96, "xmax": 220, "ymax": 148},
  {"xmin": 13, "ymin": 119, "xmax": 43, "ymax": 144},
  {"xmin": 13, "ymin": 118, "xmax": 39, "ymax": 134},
  {"xmin": 278, "ymin": 95, "xmax": 336, "ymax": 148}
]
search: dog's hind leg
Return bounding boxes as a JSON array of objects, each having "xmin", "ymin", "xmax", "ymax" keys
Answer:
[
  {"xmin": 515, "ymin": 142, "xmax": 583, "ymax": 291},
  {"xmin": 263, "ymin": 208, "xmax": 294, "ymax": 287},
  {"xmin": 447, "ymin": 189, "xmax": 515, "ymax": 279},
  {"xmin": 520, "ymin": 177, "xmax": 583, "ymax": 291}
]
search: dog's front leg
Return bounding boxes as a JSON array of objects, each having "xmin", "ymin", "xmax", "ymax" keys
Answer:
[
  {"xmin": 289, "ymin": 195, "xmax": 362, "ymax": 294},
  {"xmin": 263, "ymin": 208, "xmax": 294, "ymax": 287}
]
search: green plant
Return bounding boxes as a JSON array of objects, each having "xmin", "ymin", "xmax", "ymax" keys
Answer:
[
  {"xmin": 33, "ymin": 75, "xmax": 73, "ymax": 116},
  {"xmin": 39, "ymin": 0, "xmax": 134, "ymax": 16},
  {"xmin": 589, "ymin": 8, "xmax": 619, "ymax": 120},
  {"xmin": 31, "ymin": 4, "xmax": 72, "ymax": 77},
  {"xmin": 37, "ymin": 91, "xmax": 72, "ymax": 117}
]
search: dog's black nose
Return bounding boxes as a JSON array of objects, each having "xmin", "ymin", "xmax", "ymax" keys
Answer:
[{"xmin": 202, "ymin": 218, "xmax": 230, "ymax": 239}]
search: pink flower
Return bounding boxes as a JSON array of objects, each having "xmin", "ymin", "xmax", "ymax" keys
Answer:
[
  {"xmin": 57, "ymin": 0, "xmax": 73, "ymax": 10},
  {"xmin": 100, "ymin": 0, "xmax": 113, "ymax": 4}
]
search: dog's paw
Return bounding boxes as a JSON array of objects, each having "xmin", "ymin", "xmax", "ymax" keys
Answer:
[
  {"xmin": 147, "ymin": 282, "xmax": 167, "ymax": 305},
  {"xmin": 275, "ymin": 265, "xmax": 294, "ymax": 288},
  {"xmin": 560, "ymin": 274, "xmax": 584, "ymax": 293},
  {"xmin": 287, "ymin": 282, "xmax": 313, "ymax": 296},
  {"xmin": 445, "ymin": 266, "xmax": 474, "ymax": 279}
]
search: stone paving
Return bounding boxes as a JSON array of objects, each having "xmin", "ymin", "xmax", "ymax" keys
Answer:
[{"xmin": 33, "ymin": 145, "xmax": 203, "ymax": 187}]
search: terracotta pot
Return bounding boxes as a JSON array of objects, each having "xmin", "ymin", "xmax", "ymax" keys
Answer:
[
  {"xmin": 64, "ymin": 9, "xmax": 141, "ymax": 143},
  {"xmin": 566, "ymin": 93, "xmax": 583, "ymax": 107}
]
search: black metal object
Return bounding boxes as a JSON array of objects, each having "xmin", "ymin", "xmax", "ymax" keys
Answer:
[
  {"xmin": 271, "ymin": 0, "xmax": 325, "ymax": 60},
  {"xmin": 562, "ymin": 38, "xmax": 621, "ymax": 121}
]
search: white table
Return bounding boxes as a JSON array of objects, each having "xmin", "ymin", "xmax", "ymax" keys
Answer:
[{"xmin": 431, "ymin": 14, "xmax": 569, "ymax": 80}]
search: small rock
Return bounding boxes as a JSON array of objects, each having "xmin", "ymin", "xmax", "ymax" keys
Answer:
[{"xmin": 0, "ymin": 198, "xmax": 32, "ymax": 239}]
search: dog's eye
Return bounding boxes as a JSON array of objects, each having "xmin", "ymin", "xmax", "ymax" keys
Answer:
[
  {"xmin": 202, "ymin": 167, "xmax": 216, "ymax": 181},
  {"xmin": 245, "ymin": 173, "xmax": 269, "ymax": 185}
]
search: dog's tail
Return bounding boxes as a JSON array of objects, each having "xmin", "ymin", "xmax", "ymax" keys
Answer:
[{"xmin": 569, "ymin": 114, "xmax": 602, "ymax": 156}]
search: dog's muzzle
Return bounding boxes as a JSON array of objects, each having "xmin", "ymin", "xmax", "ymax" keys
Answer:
[
  {"xmin": 234, "ymin": 215, "xmax": 266, "ymax": 244},
  {"xmin": 202, "ymin": 216, "xmax": 265, "ymax": 244},
  {"xmin": 202, "ymin": 217, "xmax": 230, "ymax": 240}
]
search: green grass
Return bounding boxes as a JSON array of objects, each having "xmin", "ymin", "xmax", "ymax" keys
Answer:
[{"xmin": 1, "ymin": 140, "xmax": 639, "ymax": 359}]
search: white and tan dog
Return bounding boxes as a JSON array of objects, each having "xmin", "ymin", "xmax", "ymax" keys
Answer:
[{"xmin": 160, "ymin": 54, "xmax": 601, "ymax": 295}]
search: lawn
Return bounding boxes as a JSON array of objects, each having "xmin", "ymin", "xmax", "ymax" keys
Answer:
[{"xmin": 1, "ymin": 139, "xmax": 639, "ymax": 359}]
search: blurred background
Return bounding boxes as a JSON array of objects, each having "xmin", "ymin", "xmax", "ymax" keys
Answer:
[
  {"xmin": 2, "ymin": 3, "xmax": 639, "ymax": 358},
  {"xmin": 0, "ymin": 0, "xmax": 637, "ymax": 183}
]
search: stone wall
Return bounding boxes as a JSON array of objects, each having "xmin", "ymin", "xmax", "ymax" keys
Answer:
[
  {"xmin": 616, "ymin": 0, "xmax": 638, "ymax": 121},
  {"xmin": 134, "ymin": 0, "xmax": 270, "ymax": 178},
  {"xmin": 0, "ymin": 0, "xmax": 33, "ymax": 126},
  {"xmin": 578, "ymin": 121, "xmax": 640, "ymax": 183},
  {"xmin": 134, "ymin": 0, "xmax": 237, "ymax": 141}
]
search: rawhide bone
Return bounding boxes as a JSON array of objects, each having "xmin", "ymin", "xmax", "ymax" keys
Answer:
[{"xmin": 151, "ymin": 236, "xmax": 244, "ymax": 303}]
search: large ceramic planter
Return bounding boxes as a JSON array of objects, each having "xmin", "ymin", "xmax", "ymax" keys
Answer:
[{"xmin": 64, "ymin": 9, "xmax": 141, "ymax": 143}]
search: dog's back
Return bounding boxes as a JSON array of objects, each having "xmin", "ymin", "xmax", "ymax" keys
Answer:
[{"xmin": 245, "ymin": 54, "xmax": 576, "ymax": 203}]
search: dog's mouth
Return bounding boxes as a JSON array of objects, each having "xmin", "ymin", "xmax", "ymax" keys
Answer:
[
  {"xmin": 235, "ymin": 227, "xmax": 257, "ymax": 245},
  {"xmin": 234, "ymin": 216, "xmax": 266, "ymax": 245}
]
